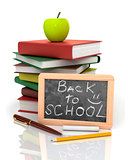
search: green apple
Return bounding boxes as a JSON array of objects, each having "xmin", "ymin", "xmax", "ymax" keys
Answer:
[{"xmin": 43, "ymin": 12, "xmax": 69, "ymax": 42}]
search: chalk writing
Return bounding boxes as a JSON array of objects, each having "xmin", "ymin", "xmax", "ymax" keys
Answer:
[{"xmin": 44, "ymin": 79, "xmax": 108, "ymax": 122}]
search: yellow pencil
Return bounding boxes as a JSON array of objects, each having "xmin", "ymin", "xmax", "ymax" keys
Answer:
[{"xmin": 52, "ymin": 132, "xmax": 111, "ymax": 142}]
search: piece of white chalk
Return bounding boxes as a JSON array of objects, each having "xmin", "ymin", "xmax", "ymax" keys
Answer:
[
  {"xmin": 62, "ymin": 126, "xmax": 99, "ymax": 132},
  {"xmin": 62, "ymin": 131, "xmax": 98, "ymax": 136}
]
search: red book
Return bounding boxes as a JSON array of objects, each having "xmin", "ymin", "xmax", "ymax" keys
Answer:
[
  {"xmin": 21, "ymin": 87, "xmax": 38, "ymax": 99},
  {"xmin": 18, "ymin": 39, "xmax": 101, "ymax": 60},
  {"xmin": 18, "ymin": 96, "xmax": 38, "ymax": 113}
]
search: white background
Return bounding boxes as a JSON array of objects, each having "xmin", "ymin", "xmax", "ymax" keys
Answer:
[{"xmin": 0, "ymin": 0, "xmax": 127, "ymax": 159}]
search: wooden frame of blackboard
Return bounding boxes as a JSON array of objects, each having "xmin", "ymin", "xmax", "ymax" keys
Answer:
[{"xmin": 38, "ymin": 73, "xmax": 114, "ymax": 129}]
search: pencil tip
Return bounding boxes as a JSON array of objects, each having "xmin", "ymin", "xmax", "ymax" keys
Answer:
[{"xmin": 51, "ymin": 139, "xmax": 55, "ymax": 142}]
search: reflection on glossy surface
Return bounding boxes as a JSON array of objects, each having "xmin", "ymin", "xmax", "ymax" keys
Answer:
[{"xmin": 19, "ymin": 126, "xmax": 111, "ymax": 160}]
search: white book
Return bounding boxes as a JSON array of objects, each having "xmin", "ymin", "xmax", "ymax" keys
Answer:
[
  {"xmin": 19, "ymin": 112, "xmax": 38, "ymax": 122},
  {"xmin": 14, "ymin": 63, "xmax": 90, "ymax": 74}
]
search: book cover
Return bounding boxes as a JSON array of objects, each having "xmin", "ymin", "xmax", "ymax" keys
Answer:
[
  {"xmin": 18, "ymin": 67, "xmax": 96, "ymax": 84},
  {"xmin": 18, "ymin": 110, "xmax": 38, "ymax": 114},
  {"xmin": 81, "ymin": 68, "xmax": 97, "ymax": 74},
  {"xmin": 18, "ymin": 65, "xmax": 90, "ymax": 83},
  {"xmin": 18, "ymin": 39, "xmax": 101, "ymax": 60},
  {"xmin": 15, "ymin": 63, "xmax": 90, "ymax": 74},
  {"xmin": 13, "ymin": 52, "xmax": 101, "ymax": 69},
  {"xmin": 19, "ymin": 73, "xmax": 38, "ymax": 83},
  {"xmin": 18, "ymin": 96, "xmax": 38, "ymax": 113},
  {"xmin": 14, "ymin": 63, "xmax": 40, "ymax": 74},
  {"xmin": 19, "ymin": 111, "xmax": 38, "ymax": 122},
  {"xmin": 22, "ymin": 87, "xmax": 38, "ymax": 99},
  {"xmin": 18, "ymin": 96, "xmax": 38, "ymax": 101},
  {"xmin": 15, "ymin": 76, "xmax": 38, "ymax": 91}
]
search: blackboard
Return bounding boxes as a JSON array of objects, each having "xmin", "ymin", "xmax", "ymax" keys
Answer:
[
  {"xmin": 44, "ymin": 79, "xmax": 107, "ymax": 122},
  {"xmin": 38, "ymin": 73, "xmax": 114, "ymax": 129}
]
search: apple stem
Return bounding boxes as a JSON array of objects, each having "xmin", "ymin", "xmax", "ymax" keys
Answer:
[{"xmin": 57, "ymin": 12, "xmax": 61, "ymax": 18}]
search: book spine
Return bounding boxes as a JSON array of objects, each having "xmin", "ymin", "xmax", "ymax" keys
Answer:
[
  {"xmin": 15, "ymin": 76, "xmax": 38, "ymax": 91},
  {"xmin": 22, "ymin": 87, "xmax": 38, "ymax": 99},
  {"xmin": 19, "ymin": 73, "xmax": 38, "ymax": 83}
]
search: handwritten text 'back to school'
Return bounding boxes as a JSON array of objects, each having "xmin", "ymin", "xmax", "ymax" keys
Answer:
[{"xmin": 44, "ymin": 80, "xmax": 107, "ymax": 122}]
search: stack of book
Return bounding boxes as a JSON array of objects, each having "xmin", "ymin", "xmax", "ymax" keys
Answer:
[{"xmin": 14, "ymin": 39, "xmax": 101, "ymax": 121}]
